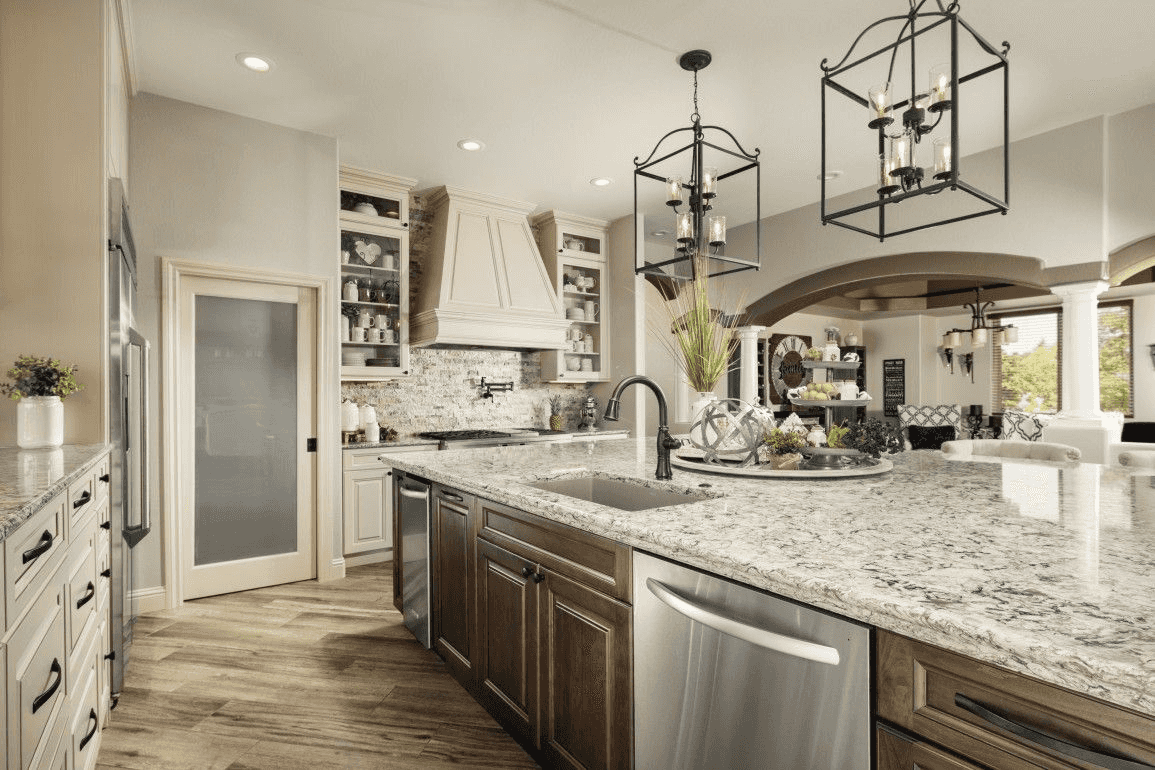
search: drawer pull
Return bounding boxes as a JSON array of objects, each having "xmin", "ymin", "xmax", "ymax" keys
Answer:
[
  {"xmin": 79, "ymin": 708, "xmax": 99, "ymax": 751},
  {"xmin": 99, "ymin": 473, "xmax": 110, "ymax": 482},
  {"xmin": 32, "ymin": 659, "xmax": 62, "ymax": 713},
  {"xmin": 22, "ymin": 530, "xmax": 54, "ymax": 564},
  {"xmin": 440, "ymin": 491, "xmax": 464, "ymax": 503},
  {"xmin": 101, "ymin": 520, "xmax": 111, "ymax": 530},
  {"xmin": 73, "ymin": 489, "xmax": 92, "ymax": 509},
  {"xmin": 521, "ymin": 565, "xmax": 534, "ymax": 578},
  {"xmin": 76, "ymin": 581, "xmax": 96, "ymax": 609},
  {"xmin": 101, "ymin": 568, "xmax": 112, "ymax": 578},
  {"xmin": 954, "ymin": 694, "xmax": 1155, "ymax": 770}
]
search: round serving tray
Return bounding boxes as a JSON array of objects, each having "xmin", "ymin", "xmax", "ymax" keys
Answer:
[
  {"xmin": 789, "ymin": 397, "xmax": 872, "ymax": 408},
  {"xmin": 671, "ymin": 450, "xmax": 893, "ymax": 479}
]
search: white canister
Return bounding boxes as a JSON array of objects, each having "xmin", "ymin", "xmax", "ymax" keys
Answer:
[
  {"xmin": 341, "ymin": 400, "xmax": 360, "ymax": 432},
  {"xmin": 359, "ymin": 404, "xmax": 378, "ymax": 431},
  {"xmin": 340, "ymin": 315, "xmax": 351, "ymax": 342},
  {"xmin": 838, "ymin": 381, "xmax": 860, "ymax": 400},
  {"xmin": 343, "ymin": 279, "xmax": 359, "ymax": 302}
]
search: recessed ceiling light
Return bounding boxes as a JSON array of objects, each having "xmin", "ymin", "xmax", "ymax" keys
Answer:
[
  {"xmin": 235, "ymin": 53, "xmax": 273, "ymax": 73},
  {"xmin": 457, "ymin": 139, "xmax": 485, "ymax": 151},
  {"xmin": 589, "ymin": 177, "xmax": 613, "ymax": 187},
  {"xmin": 818, "ymin": 170, "xmax": 844, "ymax": 181}
]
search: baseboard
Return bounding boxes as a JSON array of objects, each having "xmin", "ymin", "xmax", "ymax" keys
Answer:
[
  {"xmin": 130, "ymin": 585, "xmax": 167, "ymax": 614},
  {"xmin": 324, "ymin": 556, "xmax": 346, "ymax": 581},
  {"xmin": 343, "ymin": 548, "xmax": 393, "ymax": 568}
]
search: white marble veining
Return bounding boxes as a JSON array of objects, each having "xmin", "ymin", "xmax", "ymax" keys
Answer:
[
  {"xmin": 388, "ymin": 439, "xmax": 1155, "ymax": 716},
  {"xmin": 0, "ymin": 444, "xmax": 109, "ymax": 540}
]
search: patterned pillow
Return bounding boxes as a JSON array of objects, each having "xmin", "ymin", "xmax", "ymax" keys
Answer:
[{"xmin": 1001, "ymin": 410, "xmax": 1053, "ymax": 442}]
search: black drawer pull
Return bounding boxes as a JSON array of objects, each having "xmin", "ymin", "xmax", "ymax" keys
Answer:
[
  {"xmin": 76, "ymin": 581, "xmax": 96, "ymax": 609},
  {"xmin": 72, "ymin": 490, "xmax": 92, "ymax": 509},
  {"xmin": 101, "ymin": 568, "xmax": 111, "ymax": 578},
  {"xmin": 22, "ymin": 531, "xmax": 53, "ymax": 564},
  {"xmin": 440, "ymin": 491, "xmax": 464, "ymax": 503},
  {"xmin": 954, "ymin": 694, "xmax": 1155, "ymax": 770},
  {"xmin": 32, "ymin": 659, "xmax": 62, "ymax": 714},
  {"xmin": 99, "ymin": 473, "xmax": 110, "ymax": 482},
  {"xmin": 521, "ymin": 565, "xmax": 534, "ymax": 578},
  {"xmin": 532, "ymin": 571, "xmax": 546, "ymax": 584},
  {"xmin": 100, "ymin": 520, "xmax": 111, "ymax": 530},
  {"xmin": 79, "ymin": 708, "xmax": 99, "ymax": 751}
]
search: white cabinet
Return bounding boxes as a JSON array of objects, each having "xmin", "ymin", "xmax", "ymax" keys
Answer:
[
  {"xmin": 339, "ymin": 166, "xmax": 417, "ymax": 382},
  {"xmin": 530, "ymin": 211, "xmax": 611, "ymax": 382},
  {"xmin": 342, "ymin": 445, "xmax": 433, "ymax": 559}
]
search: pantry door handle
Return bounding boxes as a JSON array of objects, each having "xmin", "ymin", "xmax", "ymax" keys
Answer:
[
  {"xmin": 22, "ymin": 531, "xmax": 53, "ymax": 564},
  {"xmin": 646, "ymin": 578, "xmax": 841, "ymax": 666},
  {"xmin": 76, "ymin": 581, "xmax": 96, "ymax": 609},
  {"xmin": 79, "ymin": 709, "xmax": 99, "ymax": 751},
  {"xmin": 954, "ymin": 694, "xmax": 1155, "ymax": 770},
  {"xmin": 32, "ymin": 659, "xmax": 62, "ymax": 713}
]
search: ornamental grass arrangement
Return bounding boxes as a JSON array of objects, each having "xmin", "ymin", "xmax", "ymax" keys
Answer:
[
  {"xmin": 1, "ymin": 355, "xmax": 83, "ymax": 400},
  {"xmin": 648, "ymin": 252, "xmax": 748, "ymax": 394}
]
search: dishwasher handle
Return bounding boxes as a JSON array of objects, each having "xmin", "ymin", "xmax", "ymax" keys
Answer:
[
  {"xmin": 399, "ymin": 484, "xmax": 429, "ymax": 500},
  {"xmin": 645, "ymin": 578, "xmax": 841, "ymax": 666}
]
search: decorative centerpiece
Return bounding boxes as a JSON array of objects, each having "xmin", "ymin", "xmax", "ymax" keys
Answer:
[
  {"xmin": 802, "ymin": 419, "xmax": 905, "ymax": 468},
  {"xmin": 759, "ymin": 427, "xmax": 808, "ymax": 470},
  {"xmin": 3, "ymin": 355, "xmax": 84, "ymax": 448}
]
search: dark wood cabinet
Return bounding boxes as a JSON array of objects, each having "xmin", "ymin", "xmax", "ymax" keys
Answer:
[
  {"xmin": 876, "ymin": 629, "xmax": 1155, "ymax": 770},
  {"xmin": 431, "ymin": 484, "xmax": 479, "ymax": 687},
  {"xmin": 877, "ymin": 724, "xmax": 984, "ymax": 770}
]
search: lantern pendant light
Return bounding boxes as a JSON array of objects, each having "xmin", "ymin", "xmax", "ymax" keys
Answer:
[{"xmin": 634, "ymin": 50, "xmax": 761, "ymax": 281}]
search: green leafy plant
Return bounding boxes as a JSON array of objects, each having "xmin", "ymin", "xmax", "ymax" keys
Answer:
[
  {"xmin": 648, "ymin": 253, "xmax": 746, "ymax": 393},
  {"xmin": 826, "ymin": 423, "xmax": 851, "ymax": 448},
  {"xmin": 2, "ymin": 355, "xmax": 84, "ymax": 400},
  {"xmin": 762, "ymin": 427, "xmax": 808, "ymax": 455},
  {"xmin": 840, "ymin": 419, "xmax": 903, "ymax": 459}
]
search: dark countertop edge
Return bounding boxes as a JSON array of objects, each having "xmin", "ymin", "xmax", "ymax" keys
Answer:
[
  {"xmin": 342, "ymin": 429, "xmax": 630, "ymax": 451},
  {"xmin": 0, "ymin": 443, "xmax": 111, "ymax": 542}
]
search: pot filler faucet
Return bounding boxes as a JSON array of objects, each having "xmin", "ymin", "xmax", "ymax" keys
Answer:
[{"xmin": 604, "ymin": 375, "xmax": 681, "ymax": 480}]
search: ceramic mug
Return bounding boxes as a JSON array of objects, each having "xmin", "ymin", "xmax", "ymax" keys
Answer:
[
  {"xmin": 568, "ymin": 326, "xmax": 584, "ymax": 342},
  {"xmin": 572, "ymin": 340, "xmax": 581, "ymax": 352},
  {"xmin": 374, "ymin": 313, "xmax": 389, "ymax": 328},
  {"xmin": 367, "ymin": 327, "xmax": 383, "ymax": 343},
  {"xmin": 382, "ymin": 329, "xmax": 397, "ymax": 344},
  {"xmin": 583, "ymin": 300, "xmax": 598, "ymax": 320},
  {"xmin": 351, "ymin": 327, "xmax": 367, "ymax": 342},
  {"xmin": 357, "ymin": 309, "xmax": 373, "ymax": 327},
  {"xmin": 566, "ymin": 357, "xmax": 581, "ymax": 371},
  {"xmin": 565, "ymin": 239, "xmax": 584, "ymax": 251}
]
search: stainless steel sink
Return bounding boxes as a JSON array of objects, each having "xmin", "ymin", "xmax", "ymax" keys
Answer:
[{"xmin": 527, "ymin": 474, "xmax": 716, "ymax": 511}]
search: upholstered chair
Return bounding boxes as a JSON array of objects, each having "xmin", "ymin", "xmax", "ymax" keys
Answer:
[
  {"xmin": 897, "ymin": 404, "xmax": 962, "ymax": 450},
  {"xmin": 1118, "ymin": 450, "xmax": 1155, "ymax": 469}
]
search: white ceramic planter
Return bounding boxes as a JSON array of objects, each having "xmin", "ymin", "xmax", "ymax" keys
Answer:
[{"xmin": 17, "ymin": 395, "xmax": 64, "ymax": 448}]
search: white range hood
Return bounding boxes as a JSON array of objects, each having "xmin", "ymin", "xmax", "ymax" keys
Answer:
[{"xmin": 411, "ymin": 186, "xmax": 569, "ymax": 350}]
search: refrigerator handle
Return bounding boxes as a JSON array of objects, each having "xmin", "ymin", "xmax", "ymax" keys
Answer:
[
  {"xmin": 645, "ymin": 577, "xmax": 841, "ymax": 666},
  {"xmin": 123, "ymin": 331, "xmax": 151, "ymax": 548}
]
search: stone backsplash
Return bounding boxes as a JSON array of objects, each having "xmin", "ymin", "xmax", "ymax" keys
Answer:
[{"xmin": 341, "ymin": 347, "xmax": 593, "ymax": 436}]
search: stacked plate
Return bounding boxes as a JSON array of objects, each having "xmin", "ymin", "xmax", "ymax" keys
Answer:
[
  {"xmin": 366, "ymin": 357, "xmax": 399, "ymax": 368},
  {"xmin": 342, "ymin": 351, "xmax": 368, "ymax": 367}
]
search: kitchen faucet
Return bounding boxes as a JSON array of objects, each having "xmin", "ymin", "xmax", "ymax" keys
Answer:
[{"xmin": 604, "ymin": 375, "xmax": 681, "ymax": 480}]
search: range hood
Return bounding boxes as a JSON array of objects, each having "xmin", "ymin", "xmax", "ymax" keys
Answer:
[{"xmin": 411, "ymin": 186, "xmax": 570, "ymax": 350}]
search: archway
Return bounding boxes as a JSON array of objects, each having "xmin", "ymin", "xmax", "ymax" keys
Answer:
[{"xmin": 1110, "ymin": 235, "xmax": 1155, "ymax": 285}]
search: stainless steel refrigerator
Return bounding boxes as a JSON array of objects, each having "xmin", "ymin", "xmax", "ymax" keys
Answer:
[{"xmin": 108, "ymin": 178, "xmax": 151, "ymax": 705}]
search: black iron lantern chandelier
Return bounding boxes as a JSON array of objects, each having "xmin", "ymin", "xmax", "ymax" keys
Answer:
[
  {"xmin": 820, "ymin": 1, "xmax": 1010, "ymax": 241},
  {"xmin": 942, "ymin": 286, "xmax": 1018, "ymax": 349},
  {"xmin": 635, "ymin": 50, "xmax": 760, "ymax": 281}
]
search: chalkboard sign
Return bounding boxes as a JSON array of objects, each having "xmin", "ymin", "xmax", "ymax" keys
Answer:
[{"xmin": 883, "ymin": 359, "xmax": 905, "ymax": 417}]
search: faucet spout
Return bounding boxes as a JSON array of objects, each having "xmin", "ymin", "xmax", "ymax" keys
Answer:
[{"xmin": 604, "ymin": 375, "xmax": 680, "ymax": 480}]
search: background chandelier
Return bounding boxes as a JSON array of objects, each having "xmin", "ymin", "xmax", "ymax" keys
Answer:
[
  {"xmin": 942, "ymin": 287, "xmax": 1017, "ymax": 349},
  {"xmin": 819, "ymin": 1, "xmax": 1009, "ymax": 241},
  {"xmin": 634, "ymin": 50, "xmax": 760, "ymax": 281}
]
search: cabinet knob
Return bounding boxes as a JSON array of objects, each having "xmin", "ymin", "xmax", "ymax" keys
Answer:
[
  {"xmin": 532, "ymin": 571, "xmax": 546, "ymax": 584},
  {"xmin": 521, "ymin": 566, "xmax": 534, "ymax": 578}
]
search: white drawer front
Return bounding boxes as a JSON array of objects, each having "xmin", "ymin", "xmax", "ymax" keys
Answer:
[
  {"xmin": 4, "ymin": 493, "xmax": 67, "ymax": 634},
  {"xmin": 7, "ymin": 582, "xmax": 67, "ymax": 770}
]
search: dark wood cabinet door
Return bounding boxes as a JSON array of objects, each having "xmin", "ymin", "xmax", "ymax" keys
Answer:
[
  {"xmin": 877, "ymin": 725, "xmax": 987, "ymax": 770},
  {"xmin": 475, "ymin": 537, "xmax": 538, "ymax": 747},
  {"xmin": 538, "ymin": 569, "xmax": 632, "ymax": 770},
  {"xmin": 431, "ymin": 485, "xmax": 477, "ymax": 686}
]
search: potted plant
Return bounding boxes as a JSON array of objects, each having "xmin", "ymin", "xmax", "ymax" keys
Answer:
[
  {"xmin": 2, "ymin": 354, "xmax": 83, "ymax": 448},
  {"xmin": 759, "ymin": 427, "xmax": 808, "ymax": 470},
  {"xmin": 828, "ymin": 419, "xmax": 904, "ymax": 459}
]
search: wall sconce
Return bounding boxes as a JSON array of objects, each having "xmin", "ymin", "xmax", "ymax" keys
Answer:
[
  {"xmin": 939, "ymin": 346, "xmax": 954, "ymax": 374},
  {"xmin": 961, "ymin": 352, "xmax": 974, "ymax": 383}
]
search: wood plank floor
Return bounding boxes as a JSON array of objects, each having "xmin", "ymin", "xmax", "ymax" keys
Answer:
[{"xmin": 96, "ymin": 563, "xmax": 539, "ymax": 769}]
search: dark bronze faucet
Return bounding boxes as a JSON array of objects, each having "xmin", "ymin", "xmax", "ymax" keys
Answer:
[{"xmin": 604, "ymin": 375, "xmax": 681, "ymax": 480}]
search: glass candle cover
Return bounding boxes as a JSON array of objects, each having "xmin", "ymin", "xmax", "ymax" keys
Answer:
[
  {"xmin": 676, "ymin": 210, "xmax": 694, "ymax": 242},
  {"xmin": 868, "ymin": 83, "xmax": 892, "ymax": 122},
  {"xmin": 971, "ymin": 327, "xmax": 988, "ymax": 347},
  {"xmin": 934, "ymin": 138, "xmax": 952, "ymax": 177},
  {"xmin": 702, "ymin": 167, "xmax": 718, "ymax": 197},
  {"xmin": 929, "ymin": 63, "xmax": 951, "ymax": 105},
  {"xmin": 707, "ymin": 215, "xmax": 726, "ymax": 246},
  {"xmin": 666, "ymin": 176, "xmax": 684, "ymax": 204},
  {"xmin": 890, "ymin": 134, "xmax": 912, "ymax": 170}
]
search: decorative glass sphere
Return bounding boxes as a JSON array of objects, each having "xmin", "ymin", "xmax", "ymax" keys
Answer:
[{"xmin": 689, "ymin": 399, "xmax": 776, "ymax": 467}]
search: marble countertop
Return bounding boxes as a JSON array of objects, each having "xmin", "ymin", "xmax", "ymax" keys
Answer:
[
  {"xmin": 0, "ymin": 444, "xmax": 110, "ymax": 541},
  {"xmin": 344, "ymin": 438, "xmax": 440, "ymax": 451},
  {"xmin": 342, "ymin": 429, "xmax": 629, "ymax": 451},
  {"xmin": 388, "ymin": 439, "xmax": 1155, "ymax": 717}
]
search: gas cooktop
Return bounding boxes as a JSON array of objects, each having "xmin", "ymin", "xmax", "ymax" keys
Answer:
[{"xmin": 417, "ymin": 429, "xmax": 524, "ymax": 440}]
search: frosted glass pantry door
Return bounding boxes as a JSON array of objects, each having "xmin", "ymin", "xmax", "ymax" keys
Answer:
[{"xmin": 178, "ymin": 276, "xmax": 316, "ymax": 600}]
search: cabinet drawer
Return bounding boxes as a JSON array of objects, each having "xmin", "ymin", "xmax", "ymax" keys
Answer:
[
  {"xmin": 67, "ymin": 469, "xmax": 98, "ymax": 534},
  {"xmin": 876, "ymin": 630, "xmax": 1155, "ymax": 770},
  {"xmin": 479, "ymin": 498, "xmax": 631, "ymax": 602},
  {"xmin": 69, "ymin": 642, "xmax": 101, "ymax": 770},
  {"xmin": 877, "ymin": 724, "xmax": 985, "ymax": 770},
  {"xmin": 6, "ymin": 582, "xmax": 67, "ymax": 770},
  {"xmin": 93, "ymin": 453, "xmax": 111, "ymax": 503},
  {"xmin": 344, "ymin": 450, "xmax": 390, "ymax": 471},
  {"xmin": 4, "ymin": 492, "xmax": 68, "ymax": 633},
  {"xmin": 65, "ymin": 532, "xmax": 99, "ymax": 686}
]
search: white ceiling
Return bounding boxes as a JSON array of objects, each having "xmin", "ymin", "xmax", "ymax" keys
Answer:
[{"xmin": 130, "ymin": 0, "xmax": 1155, "ymax": 227}]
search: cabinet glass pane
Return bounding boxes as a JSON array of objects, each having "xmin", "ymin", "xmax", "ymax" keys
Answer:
[
  {"xmin": 561, "ymin": 262, "xmax": 603, "ymax": 376},
  {"xmin": 194, "ymin": 295, "xmax": 298, "ymax": 565}
]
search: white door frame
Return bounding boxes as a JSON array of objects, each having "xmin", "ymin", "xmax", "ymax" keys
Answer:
[{"xmin": 161, "ymin": 257, "xmax": 337, "ymax": 609}]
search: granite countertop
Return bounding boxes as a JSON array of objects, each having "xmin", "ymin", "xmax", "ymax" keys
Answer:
[
  {"xmin": 0, "ymin": 444, "xmax": 110, "ymax": 541},
  {"xmin": 344, "ymin": 438, "xmax": 440, "ymax": 451},
  {"xmin": 388, "ymin": 439, "xmax": 1155, "ymax": 717},
  {"xmin": 342, "ymin": 429, "xmax": 629, "ymax": 451}
]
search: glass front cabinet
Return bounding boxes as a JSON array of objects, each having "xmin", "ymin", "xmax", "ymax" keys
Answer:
[
  {"xmin": 531, "ymin": 211, "xmax": 610, "ymax": 382},
  {"xmin": 339, "ymin": 166, "xmax": 416, "ymax": 382}
]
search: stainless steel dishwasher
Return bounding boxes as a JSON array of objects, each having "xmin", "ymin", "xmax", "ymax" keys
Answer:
[
  {"xmin": 396, "ymin": 471, "xmax": 432, "ymax": 648},
  {"xmin": 633, "ymin": 551, "xmax": 871, "ymax": 769}
]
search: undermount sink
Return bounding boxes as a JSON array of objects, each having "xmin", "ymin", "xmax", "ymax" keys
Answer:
[{"xmin": 527, "ymin": 474, "xmax": 717, "ymax": 511}]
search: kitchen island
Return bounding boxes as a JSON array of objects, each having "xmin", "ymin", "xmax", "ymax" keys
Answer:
[{"xmin": 388, "ymin": 439, "xmax": 1155, "ymax": 719}]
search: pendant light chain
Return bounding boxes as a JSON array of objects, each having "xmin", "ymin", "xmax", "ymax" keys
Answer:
[{"xmin": 691, "ymin": 68, "xmax": 700, "ymax": 124}]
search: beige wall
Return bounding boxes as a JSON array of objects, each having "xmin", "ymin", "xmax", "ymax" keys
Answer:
[
  {"xmin": 0, "ymin": 0, "xmax": 108, "ymax": 446},
  {"xmin": 1108, "ymin": 104, "xmax": 1155, "ymax": 253},
  {"xmin": 129, "ymin": 93, "xmax": 339, "ymax": 590}
]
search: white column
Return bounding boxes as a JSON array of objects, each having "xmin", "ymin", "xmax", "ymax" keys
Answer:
[
  {"xmin": 737, "ymin": 326, "xmax": 766, "ymax": 405},
  {"xmin": 1041, "ymin": 280, "xmax": 1123, "ymax": 463}
]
